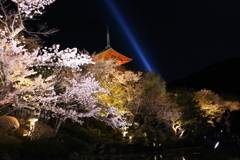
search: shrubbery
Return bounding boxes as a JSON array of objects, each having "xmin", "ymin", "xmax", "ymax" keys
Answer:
[
  {"xmin": 64, "ymin": 138, "xmax": 92, "ymax": 155},
  {"xmin": 0, "ymin": 134, "xmax": 22, "ymax": 151},
  {"xmin": 21, "ymin": 139, "xmax": 69, "ymax": 159}
]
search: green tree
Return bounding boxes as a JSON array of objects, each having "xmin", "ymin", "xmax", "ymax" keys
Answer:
[
  {"xmin": 86, "ymin": 58, "xmax": 142, "ymax": 117},
  {"xmin": 193, "ymin": 89, "xmax": 224, "ymax": 118},
  {"xmin": 170, "ymin": 87, "xmax": 209, "ymax": 133},
  {"xmin": 131, "ymin": 72, "xmax": 169, "ymax": 127}
]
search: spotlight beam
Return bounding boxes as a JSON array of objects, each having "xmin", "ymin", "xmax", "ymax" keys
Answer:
[{"xmin": 104, "ymin": 0, "xmax": 152, "ymax": 71}]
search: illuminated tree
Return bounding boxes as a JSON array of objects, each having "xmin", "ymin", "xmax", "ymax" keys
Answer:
[
  {"xmin": 35, "ymin": 46, "xmax": 128, "ymax": 136},
  {"xmin": 0, "ymin": 0, "xmax": 56, "ymax": 47},
  {"xmin": 131, "ymin": 72, "xmax": 170, "ymax": 127},
  {"xmin": 110, "ymin": 69, "xmax": 142, "ymax": 113},
  {"xmin": 86, "ymin": 58, "xmax": 118, "ymax": 87},
  {"xmin": 156, "ymin": 96, "xmax": 184, "ymax": 137},
  {"xmin": 0, "ymin": 39, "xmax": 52, "ymax": 111},
  {"xmin": 193, "ymin": 89, "xmax": 225, "ymax": 118},
  {"xmin": 0, "ymin": 0, "xmax": 57, "ymax": 109},
  {"xmin": 0, "ymin": 40, "xmax": 129, "ymax": 136},
  {"xmin": 0, "ymin": 0, "xmax": 128, "ymax": 137},
  {"xmin": 170, "ymin": 87, "xmax": 209, "ymax": 133},
  {"xmin": 224, "ymin": 101, "xmax": 240, "ymax": 111},
  {"xmin": 86, "ymin": 58, "xmax": 142, "ymax": 119},
  {"xmin": 193, "ymin": 89, "xmax": 240, "ymax": 134}
]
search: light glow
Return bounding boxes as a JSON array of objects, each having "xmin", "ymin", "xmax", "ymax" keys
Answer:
[
  {"xmin": 104, "ymin": 0, "xmax": 152, "ymax": 71},
  {"xmin": 214, "ymin": 141, "xmax": 219, "ymax": 149}
]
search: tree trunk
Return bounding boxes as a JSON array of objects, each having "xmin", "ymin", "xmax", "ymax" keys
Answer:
[
  {"xmin": 2, "ymin": 63, "xmax": 10, "ymax": 86},
  {"xmin": 52, "ymin": 120, "xmax": 63, "ymax": 138}
]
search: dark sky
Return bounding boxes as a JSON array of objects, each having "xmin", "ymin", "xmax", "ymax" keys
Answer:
[{"xmin": 36, "ymin": 0, "xmax": 240, "ymax": 82}]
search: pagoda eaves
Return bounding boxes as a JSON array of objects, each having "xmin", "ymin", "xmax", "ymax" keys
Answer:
[
  {"xmin": 92, "ymin": 26, "xmax": 132, "ymax": 65},
  {"xmin": 93, "ymin": 46, "xmax": 132, "ymax": 65}
]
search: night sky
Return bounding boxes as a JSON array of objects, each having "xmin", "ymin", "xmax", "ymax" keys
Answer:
[{"xmin": 36, "ymin": 0, "xmax": 240, "ymax": 82}]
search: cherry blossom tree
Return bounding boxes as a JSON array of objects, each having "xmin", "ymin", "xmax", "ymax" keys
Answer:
[
  {"xmin": 0, "ymin": 38, "xmax": 55, "ymax": 116},
  {"xmin": 34, "ymin": 46, "xmax": 128, "ymax": 137},
  {"xmin": 1, "ymin": 41, "xmax": 128, "ymax": 137},
  {"xmin": 0, "ymin": 0, "xmax": 57, "ymax": 119},
  {"xmin": 0, "ymin": 0, "xmax": 128, "ymax": 137},
  {"xmin": 11, "ymin": 0, "xmax": 56, "ymax": 18},
  {"xmin": 0, "ymin": 0, "xmax": 57, "ymax": 47}
]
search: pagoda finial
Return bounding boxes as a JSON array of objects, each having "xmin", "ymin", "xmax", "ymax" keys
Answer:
[{"xmin": 106, "ymin": 25, "xmax": 111, "ymax": 48}]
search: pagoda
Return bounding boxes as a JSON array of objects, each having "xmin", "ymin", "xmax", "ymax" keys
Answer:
[{"xmin": 92, "ymin": 27, "xmax": 132, "ymax": 65}]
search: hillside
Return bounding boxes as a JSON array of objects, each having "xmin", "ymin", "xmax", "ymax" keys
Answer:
[{"xmin": 167, "ymin": 57, "xmax": 240, "ymax": 96}]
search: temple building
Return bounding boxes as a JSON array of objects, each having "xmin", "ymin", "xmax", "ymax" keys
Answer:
[{"xmin": 92, "ymin": 27, "xmax": 132, "ymax": 65}]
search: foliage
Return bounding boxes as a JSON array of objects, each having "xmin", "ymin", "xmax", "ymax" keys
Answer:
[
  {"xmin": 59, "ymin": 122, "xmax": 97, "ymax": 144},
  {"xmin": 131, "ymin": 72, "xmax": 170, "ymax": 127},
  {"xmin": 169, "ymin": 87, "xmax": 208, "ymax": 133},
  {"xmin": 166, "ymin": 137, "xmax": 194, "ymax": 149},
  {"xmin": 193, "ymin": 89, "xmax": 224, "ymax": 118},
  {"xmin": 192, "ymin": 89, "xmax": 240, "ymax": 132},
  {"xmin": 0, "ymin": 0, "xmax": 56, "ymax": 47},
  {"xmin": 0, "ymin": 133, "xmax": 22, "ymax": 150},
  {"xmin": 33, "ymin": 45, "xmax": 128, "ymax": 137},
  {"xmin": 87, "ymin": 58, "xmax": 142, "ymax": 117},
  {"xmin": 12, "ymin": 0, "xmax": 55, "ymax": 17},
  {"xmin": 64, "ymin": 138, "xmax": 92, "ymax": 154},
  {"xmin": 129, "ymin": 124, "xmax": 172, "ymax": 147},
  {"xmin": 0, "ymin": 0, "xmax": 128, "ymax": 138},
  {"xmin": 1, "ymin": 0, "xmax": 240, "ymax": 151},
  {"xmin": 85, "ymin": 118, "xmax": 116, "ymax": 141},
  {"xmin": 31, "ymin": 121, "xmax": 54, "ymax": 139},
  {"xmin": 0, "ymin": 37, "xmax": 56, "ymax": 115},
  {"xmin": 21, "ymin": 139, "xmax": 69, "ymax": 159},
  {"xmin": 224, "ymin": 101, "xmax": 240, "ymax": 111},
  {"xmin": 170, "ymin": 87, "xmax": 240, "ymax": 136}
]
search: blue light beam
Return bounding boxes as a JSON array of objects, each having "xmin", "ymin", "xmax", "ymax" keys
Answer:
[{"xmin": 104, "ymin": 0, "xmax": 152, "ymax": 71}]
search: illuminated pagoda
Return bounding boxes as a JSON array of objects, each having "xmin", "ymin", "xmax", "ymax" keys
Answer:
[{"xmin": 92, "ymin": 27, "xmax": 132, "ymax": 65}]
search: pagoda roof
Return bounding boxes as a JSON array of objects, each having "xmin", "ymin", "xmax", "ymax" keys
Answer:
[
  {"xmin": 92, "ymin": 26, "xmax": 132, "ymax": 65},
  {"xmin": 92, "ymin": 46, "xmax": 132, "ymax": 65}
]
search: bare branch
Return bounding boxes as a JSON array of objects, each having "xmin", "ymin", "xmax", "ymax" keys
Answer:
[
  {"xmin": 0, "ymin": 0, "xmax": 57, "ymax": 47},
  {"xmin": 26, "ymin": 23, "xmax": 59, "ymax": 37}
]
